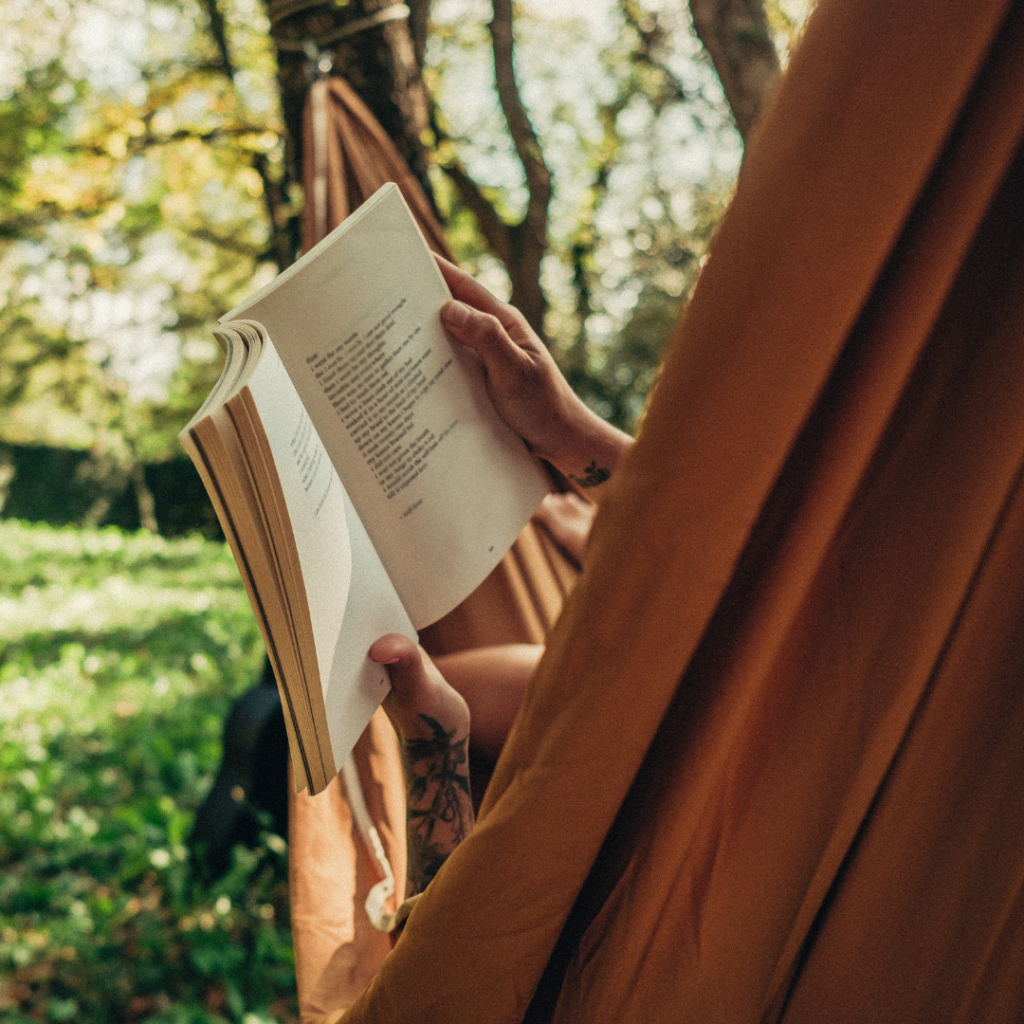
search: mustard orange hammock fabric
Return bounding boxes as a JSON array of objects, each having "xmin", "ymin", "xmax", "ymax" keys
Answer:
[{"xmin": 329, "ymin": 0, "xmax": 1024, "ymax": 1019}]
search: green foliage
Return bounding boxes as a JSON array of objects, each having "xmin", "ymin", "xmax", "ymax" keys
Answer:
[
  {"xmin": 561, "ymin": 180, "xmax": 733, "ymax": 431},
  {"xmin": 0, "ymin": 520, "xmax": 296, "ymax": 1024},
  {"xmin": 429, "ymin": 0, "xmax": 742, "ymax": 434},
  {"xmin": 0, "ymin": 0, "xmax": 293, "ymax": 469},
  {"xmin": 0, "ymin": 60, "xmax": 79, "ymax": 219}
]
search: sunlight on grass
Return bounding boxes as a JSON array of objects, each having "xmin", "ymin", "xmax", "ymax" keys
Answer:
[{"xmin": 0, "ymin": 521, "xmax": 298, "ymax": 1024}]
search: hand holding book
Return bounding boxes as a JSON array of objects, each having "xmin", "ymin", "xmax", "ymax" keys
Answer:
[
  {"xmin": 370, "ymin": 633, "xmax": 473, "ymax": 901},
  {"xmin": 433, "ymin": 255, "xmax": 634, "ymax": 499}
]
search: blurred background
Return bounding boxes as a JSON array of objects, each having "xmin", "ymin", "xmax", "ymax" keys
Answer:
[{"xmin": 0, "ymin": 0, "xmax": 811, "ymax": 1020}]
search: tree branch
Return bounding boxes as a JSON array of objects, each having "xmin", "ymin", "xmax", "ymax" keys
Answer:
[
  {"xmin": 200, "ymin": 0, "xmax": 235, "ymax": 75},
  {"xmin": 489, "ymin": 0, "xmax": 551, "ymax": 254},
  {"xmin": 66, "ymin": 125, "xmax": 274, "ymax": 161},
  {"xmin": 619, "ymin": 0, "xmax": 686, "ymax": 111},
  {"xmin": 689, "ymin": 0, "xmax": 781, "ymax": 142},
  {"xmin": 184, "ymin": 227, "xmax": 267, "ymax": 258},
  {"xmin": 431, "ymin": 0, "xmax": 552, "ymax": 335},
  {"xmin": 201, "ymin": 0, "xmax": 298, "ymax": 266},
  {"xmin": 440, "ymin": 162, "xmax": 513, "ymax": 267}
]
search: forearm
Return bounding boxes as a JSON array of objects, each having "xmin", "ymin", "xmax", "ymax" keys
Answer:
[
  {"xmin": 397, "ymin": 714, "xmax": 474, "ymax": 896},
  {"xmin": 370, "ymin": 635, "xmax": 475, "ymax": 900},
  {"xmin": 540, "ymin": 401, "xmax": 634, "ymax": 501}
]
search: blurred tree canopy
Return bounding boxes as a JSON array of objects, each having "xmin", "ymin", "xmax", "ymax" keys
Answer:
[{"xmin": 0, "ymin": 0, "xmax": 813, "ymax": 528}]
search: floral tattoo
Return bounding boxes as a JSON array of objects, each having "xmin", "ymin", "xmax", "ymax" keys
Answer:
[{"xmin": 399, "ymin": 713, "xmax": 473, "ymax": 895}]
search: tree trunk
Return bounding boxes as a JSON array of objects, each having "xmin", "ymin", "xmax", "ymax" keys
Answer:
[
  {"xmin": 689, "ymin": 0, "xmax": 781, "ymax": 141},
  {"xmin": 131, "ymin": 461, "xmax": 159, "ymax": 534},
  {"xmin": 269, "ymin": 0, "xmax": 436, "ymax": 208},
  {"xmin": 203, "ymin": 0, "xmax": 298, "ymax": 268}
]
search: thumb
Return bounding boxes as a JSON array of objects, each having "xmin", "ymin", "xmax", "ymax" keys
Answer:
[{"xmin": 370, "ymin": 633, "xmax": 469, "ymax": 741}]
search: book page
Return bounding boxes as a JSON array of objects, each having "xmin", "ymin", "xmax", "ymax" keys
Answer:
[
  {"xmin": 242, "ymin": 340, "xmax": 416, "ymax": 772},
  {"xmin": 224, "ymin": 184, "xmax": 549, "ymax": 627},
  {"xmin": 182, "ymin": 411, "xmax": 319, "ymax": 792}
]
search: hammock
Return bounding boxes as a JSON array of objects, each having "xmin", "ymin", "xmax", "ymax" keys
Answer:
[
  {"xmin": 286, "ymin": 74, "xmax": 579, "ymax": 1019},
  {"xmin": 315, "ymin": 0, "xmax": 1024, "ymax": 1019}
]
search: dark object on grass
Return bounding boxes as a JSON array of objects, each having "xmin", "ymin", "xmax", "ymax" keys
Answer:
[{"xmin": 189, "ymin": 659, "xmax": 289, "ymax": 880}]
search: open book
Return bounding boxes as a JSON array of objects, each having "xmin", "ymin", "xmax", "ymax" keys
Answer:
[{"xmin": 180, "ymin": 184, "xmax": 549, "ymax": 795}]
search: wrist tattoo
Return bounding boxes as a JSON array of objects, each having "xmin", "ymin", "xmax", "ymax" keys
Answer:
[
  {"xmin": 569, "ymin": 460, "xmax": 610, "ymax": 489},
  {"xmin": 399, "ymin": 713, "xmax": 473, "ymax": 895}
]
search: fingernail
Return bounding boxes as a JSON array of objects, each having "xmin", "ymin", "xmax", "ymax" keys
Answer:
[{"xmin": 441, "ymin": 300, "xmax": 469, "ymax": 328}]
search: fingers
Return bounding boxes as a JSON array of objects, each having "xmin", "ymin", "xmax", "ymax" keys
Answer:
[
  {"xmin": 432, "ymin": 253, "xmax": 609, "ymax": 472},
  {"xmin": 369, "ymin": 633, "xmax": 433, "ymax": 711},
  {"xmin": 434, "ymin": 253, "xmax": 552, "ymax": 379},
  {"xmin": 434, "ymin": 254, "xmax": 520, "ymax": 330},
  {"xmin": 440, "ymin": 298, "xmax": 535, "ymax": 373}
]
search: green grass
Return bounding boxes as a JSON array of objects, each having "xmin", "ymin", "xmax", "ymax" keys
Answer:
[{"xmin": 0, "ymin": 521, "xmax": 298, "ymax": 1024}]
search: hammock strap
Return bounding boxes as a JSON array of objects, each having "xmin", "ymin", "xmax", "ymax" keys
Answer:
[{"xmin": 273, "ymin": 3, "xmax": 410, "ymax": 51}]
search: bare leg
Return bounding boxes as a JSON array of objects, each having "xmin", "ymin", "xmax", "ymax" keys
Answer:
[
  {"xmin": 434, "ymin": 644, "xmax": 543, "ymax": 762},
  {"xmin": 532, "ymin": 492, "xmax": 596, "ymax": 568}
]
